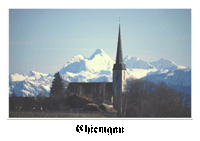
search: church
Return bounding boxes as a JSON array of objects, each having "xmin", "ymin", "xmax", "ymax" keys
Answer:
[{"xmin": 66, "ymin": 19, "xmax": 126, "ymax": 109}]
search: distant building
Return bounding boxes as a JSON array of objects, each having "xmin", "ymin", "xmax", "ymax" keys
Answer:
[{"xmin": 66, "ymin": 19, "xmax": 126, "ymax": 109}]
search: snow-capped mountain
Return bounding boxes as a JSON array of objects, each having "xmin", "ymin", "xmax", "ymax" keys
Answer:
[
  {"xmin": 142, "ymin": 68, "xmax": 191, "ymax": 94},
  {"xmin": 124, "ymin": 55, "xmax": 154, "ymax": 69},
  {"xmin": 142, "ymin": 68, "xmax": 191, "ymax": 86},
  {"xmin": 59, "ymin": 49, "xmax": 115, "ymax": 83},
  {"xmin": 59, "ymin": 55, "xmax": 85, "ymax": 74},
  {"xmin": 9, "ymin": 71, "xmax": 53, "ymax": 97},
  {"xmin": 29, "ymin": 70, "xmax": 53, "ymax": 77},
  {"xmin": 9, "ymin": 49, "xmax": 191, "ymax": 97},
  {"xmin": 149, "ymin": 58, "xmax": 187, "ymax": 70},
  {"xmin": 59, "ymin": 49, "xmax": 114, "ymax": 74}
]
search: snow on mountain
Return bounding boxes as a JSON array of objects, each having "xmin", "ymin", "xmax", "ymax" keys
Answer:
[
  {"xmin": 146, "ymin": 69, "xmax": 170, "ymax": 76},
  {"xmin": 141, "ymin": 68, "xmax": 191, "ymax": 94},
  {"xmin": 9, "ymin": 49, "xmax": 191, "ymax": 97},
  {"xmin": 60, "ymin": 69, "xmax": 112, "ymax": 83},
  {"xmin": 124, "ymin": 55, "xmax": 154, "ymax": 69},
  {"xmin": 126, "ymin": 68, "xmax": 157, "ymax": 79},
  {"xmin": 29, "ymin": 70, "xmax": 50, "ymax": 77},
  {"xmin": 142, "ymin": 68, "xmax": 191, "ymax": 87},
  {"xmin": 59, "ymin": 55, "xmax": 85, "ymax": 74},
  {"xmin": 89, "ymin": 49, "xmax": 106, "ymax": 60},
  {"xmin": 59, "ymin": 49, "xmax": 115, "ymax": 74},
  {"xmin": 149, "ymin": 58, "xmax": 187, "ymax": 70},
  {"xmin": 59, "ymin": 49, "xmax": 157, "ymax": 82},
  {"xmin": 9, "ymin": 73, "xmax": 28, "ymax": 82},
  {"xmin": 9, "ymin": 71, "xmax": 53, "ymax": 97}
]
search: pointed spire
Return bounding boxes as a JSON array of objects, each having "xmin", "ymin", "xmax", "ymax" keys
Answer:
[
  {"xmin": 116, "ymin": 16, "xmax": 123, "ymax": 65},
  {"xmin": 113, "ymin": 16, "xmax": 126, "ymax": 70}
]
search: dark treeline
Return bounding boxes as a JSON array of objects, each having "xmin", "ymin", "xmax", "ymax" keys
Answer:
[
  {"xmin": 115, "ymin": 78, "xmax": 191, "ymax": 117},
  {"xmin": 9, "ymin": 72, "xmax": 191, "ymax": 117}
]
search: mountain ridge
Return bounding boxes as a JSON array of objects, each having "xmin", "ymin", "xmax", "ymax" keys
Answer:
[
  {"xmin": 149, "ymin": 58, "xmax": 187, "ymax": 70},
  {"xmin": 9, "ymin": 49, "xmax": 191, "ymax": 97}
]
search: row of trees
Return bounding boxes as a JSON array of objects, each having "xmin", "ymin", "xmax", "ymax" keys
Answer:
[
  {"xmin": 10, "ymin": 72, "xmax": 191, "ymax": 117},
  {"xmin": 115, "ymin": 78, "xmax": 191, "ymax": 117},
  {"xmin": 50, "ymin": 72, "xmax": 191, "ymax": 117}
]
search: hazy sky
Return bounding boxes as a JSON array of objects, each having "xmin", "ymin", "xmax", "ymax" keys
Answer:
[{"xmin": 9, "ymin": 9, "xmax": 191, "ymax": 75}]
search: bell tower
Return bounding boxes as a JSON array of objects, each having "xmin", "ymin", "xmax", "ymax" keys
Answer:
[{"xmin": 113, "ymin": 16, "xmax": 126, "ymax": 109}]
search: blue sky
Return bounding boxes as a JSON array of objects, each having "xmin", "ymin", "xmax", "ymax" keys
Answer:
[{"xmin": 9, "ymin": 9, "xmax": 191, "ymax": 75}]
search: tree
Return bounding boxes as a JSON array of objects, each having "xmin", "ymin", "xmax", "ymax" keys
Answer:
[
  {"xmin": 117, "ymin": 78, "xmax": 191, "ymax": 117},
  {"xmin": 114, "ymin": 92, "xmax": 129, "ymax": 116},
  {"xmin": 50, "ymin": 72, "xmax": 64, "ymax": 97}
]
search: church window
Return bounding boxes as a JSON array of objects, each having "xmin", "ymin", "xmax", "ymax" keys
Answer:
[{"xmin": 116, "ymin": 75, "xmax": 119, "ymax": 80}]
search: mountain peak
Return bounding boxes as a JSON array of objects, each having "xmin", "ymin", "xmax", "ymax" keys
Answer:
[
  {"xmin": 89, "ymin": 49, "xmax": 106, "ymax": 60},
  {"xmin": 59, "ymin": 49, "xmax": 114, "ymax": 74},
  {"xmin": 159, "ymin": 58, "xmax": 165, "ymax": 61},
  {"xmin": 157, "ymin": 58, "xmax": 176, "ymax": 65},
  {"xmin": 29, "ymin": 70, "xmax": 48, "ymax": 77},
  {"xmin": 149, "ymin": 58, "xmax": 187, "ymax": 70},
  {"xmin": 124, "ymin": 55, "xmax": 153, "ymax": 69},
  {"xmin": 63, "ymin": 55, "xmax": 84, "ymax": 67},
  {"xmin": 71, "ymin": 55, "xmax": 84, "ymax": 62},
  {"xmin": 124, "ymin": 55, "xmax": 140, "ymax": 61},
  {"xmin": 95, "ymin": 49, "xmax": 105, "ymax": 54}
]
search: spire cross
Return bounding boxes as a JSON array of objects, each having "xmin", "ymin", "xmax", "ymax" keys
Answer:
[{"xmin": 119, "ymin": 14, "xmax": 121, "ymax": 23}]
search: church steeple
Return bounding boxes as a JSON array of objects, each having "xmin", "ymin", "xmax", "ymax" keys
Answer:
[
  {"xmin": 112, "ymin": 16, "xmax": 127, "ymax": 109},
  {"xmin": 113, "ymin": 16, "xmax": 126, "ymax": 70},
  {"xmin": 116, "ymin": 22, "xmax": 123, "ymax": 64}
]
